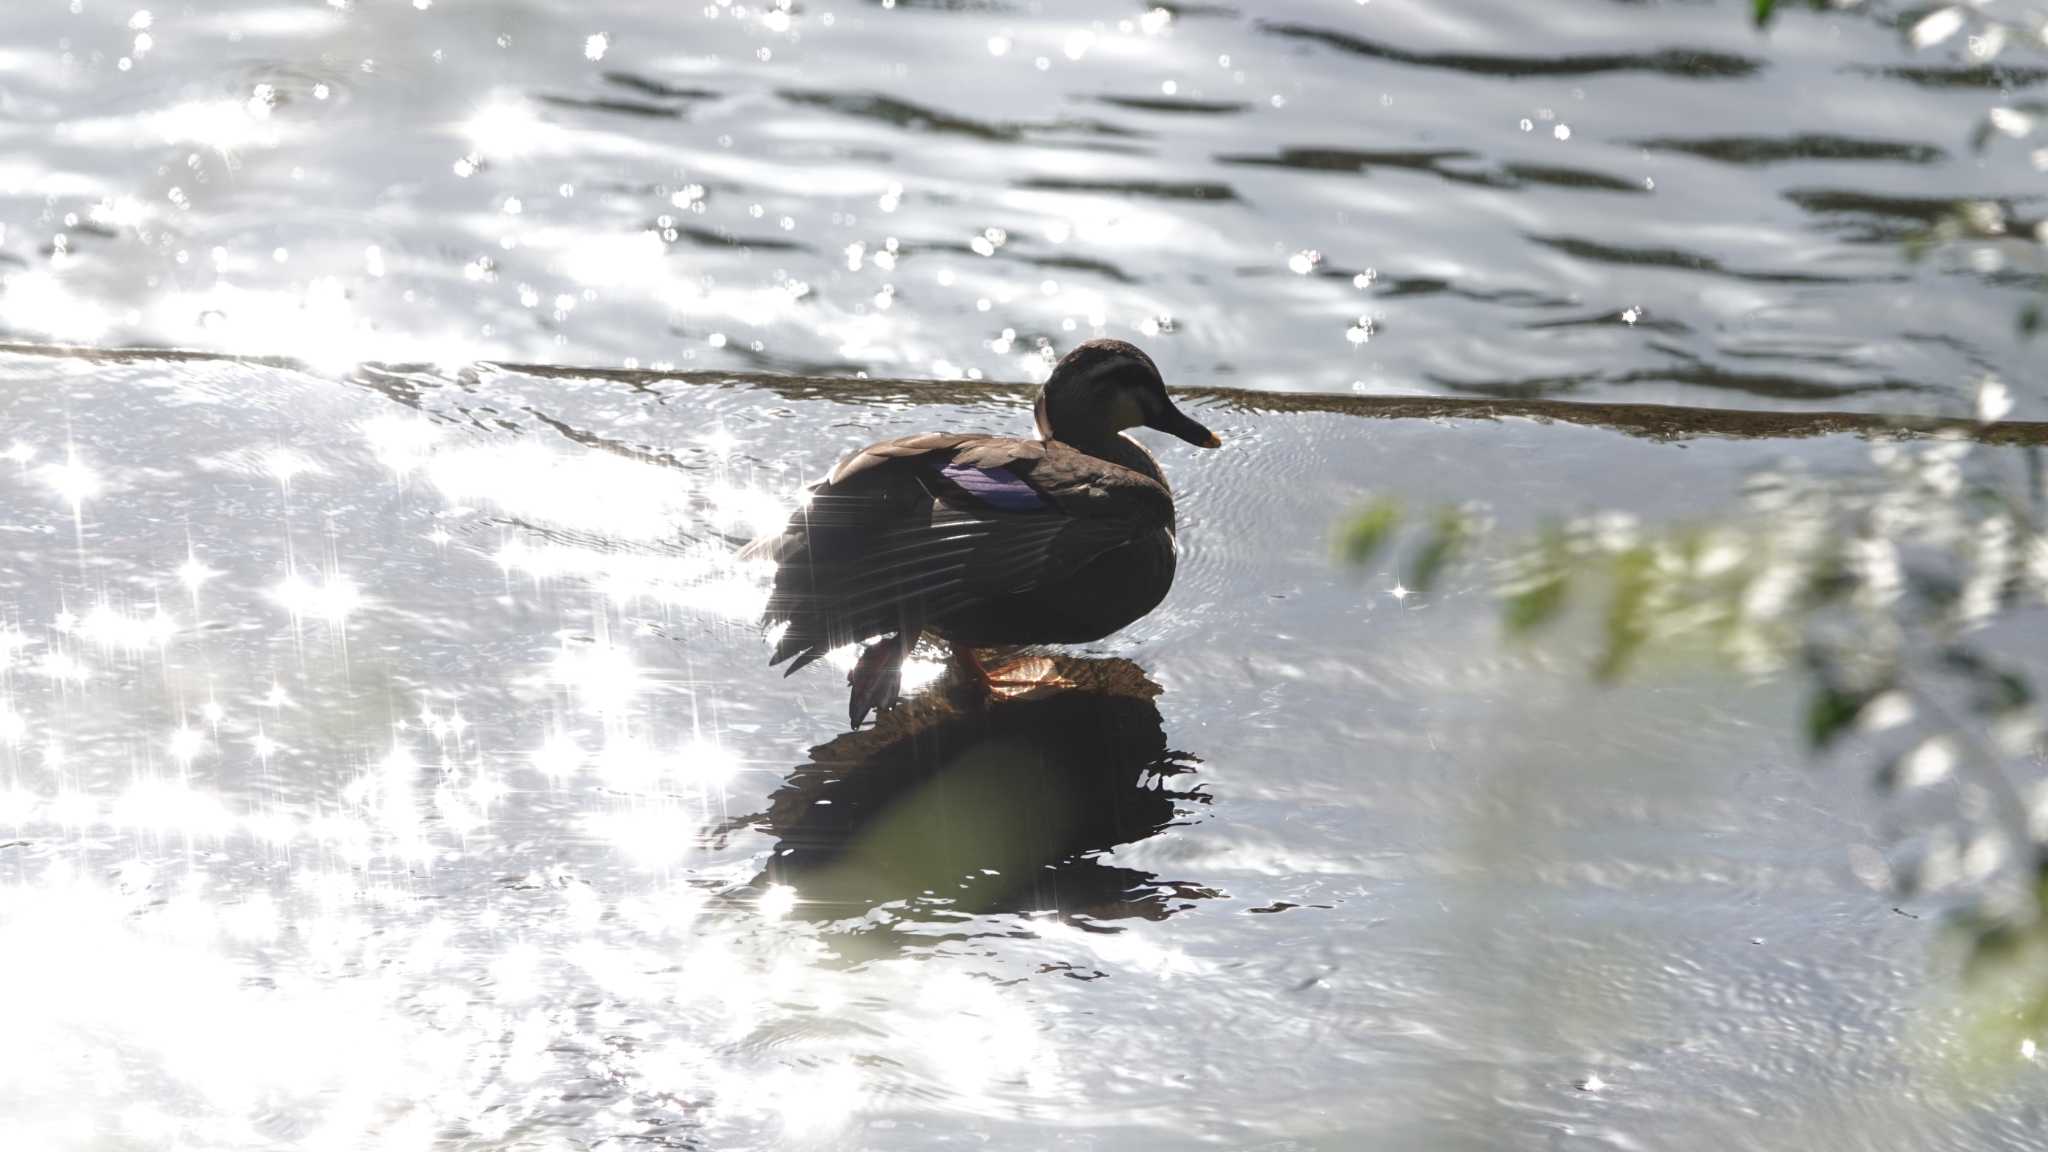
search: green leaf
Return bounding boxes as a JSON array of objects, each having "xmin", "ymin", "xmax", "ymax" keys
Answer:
[
  {"xmin": 1504, "ymin": 531, "xmax": 1571, "ymax": 636},
  {"xmin": 1505, "ymin": 577, "xmax": 1566, "ymax": 635},
  {"xmin": 1944, "ymin": 648, "xmax": 2035, "ymax": 715},
  {"xmin": 1408, "ymin": 507, "xmax": 1470, "ymax": 595},
  {"xmin": 1962, "ymin": 920, "xmax": 2029, "ymax": 983},
  {"xmin": 1338, "ymin": 498, "xmax": 1402, "ymax": 567},
  {"xmin": 1807, "ymin": 684, "xmax": 1869, "ymax": 751},
  {"xmin": 1595, "ymin": 545, "xmax": 1655, "ymax": 682},
  {"xmin": 1753, "ymin": 0, "xmax": 1777, "ymax": 28},
  {"xmin": 1801, "ymin": 552, "xmax": 1855, "ymax": 607}
]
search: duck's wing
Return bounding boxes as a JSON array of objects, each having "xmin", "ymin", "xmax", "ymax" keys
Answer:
[{"xmin": 751, "ymin": 435, "xmax": 1169, "ymax": 673}]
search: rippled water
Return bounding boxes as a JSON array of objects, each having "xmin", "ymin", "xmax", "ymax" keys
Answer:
[
  {"xmin": 5, "ymin": 1, "xmax": 2048, "ymax": 1148},
  {"xmin": 0, "ymin": 346, "xmax": 2042, "ymax": 1148},
  {"xmin": 2, "ymin": 0, "xmax": 2044, "ymax": 409}
]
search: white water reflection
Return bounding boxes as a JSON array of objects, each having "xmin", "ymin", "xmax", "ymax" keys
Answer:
[
  {"xmin": 0, "ymin": 271, "xmax": 113, "ymax": 343},
  {"xmin": 0, "ymin": 351, "xmax": 1103, "ymax": 1146},
  {"xmin": 429, "ymin": 440, "xmax": 695, "ymax": 542},
  {"xmin": 1, "ymin": 348, "xmax": 2043, "ymax": 1148}
]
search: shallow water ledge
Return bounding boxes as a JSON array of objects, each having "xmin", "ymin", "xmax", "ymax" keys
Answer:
[{"xmin": 5, "ymin": 340, "xmax": 2044, "ymax": 446}]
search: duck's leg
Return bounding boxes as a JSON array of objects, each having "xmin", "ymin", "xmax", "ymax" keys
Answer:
[
  {"xmin": 949, "ymin": 646, "xmax": 1051, "ymax": 699},
  {"xmin": 948, "ymin": 645, "xmax": 997, "ymax": 702},
  {"xmin": 847, "ymin": 632, "xmax": 914, "ymax": 728}
]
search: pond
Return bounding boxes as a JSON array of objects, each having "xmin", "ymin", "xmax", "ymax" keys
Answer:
[
  {"xmin": 2, "ymin": 1, "xmax": 2047, "ymax": 1149},
  {"xmin": 2, "ymin": 0, "xmax": 2043, "ymax": 409},
  {"xmin": 1, "ymin": 347, "xmax": 2041, "ymax": 1148}
]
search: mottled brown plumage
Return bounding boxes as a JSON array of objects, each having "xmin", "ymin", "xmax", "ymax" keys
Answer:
[{"xmin": 746, "ymin": 339, "xmax": 1219, "ymax": 725}]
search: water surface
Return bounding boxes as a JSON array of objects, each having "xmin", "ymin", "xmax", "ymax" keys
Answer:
[
  {"xmin": 0, "ymin": 347, "xmax": 2042, "ymax": 1148},
  {"xmin": 1, "ymin": 0, "xmax": 2044, "ymax": 410},
  {"xmin": 5, "ymin": 0, "xmax": 2048, "ymax": 1146}
]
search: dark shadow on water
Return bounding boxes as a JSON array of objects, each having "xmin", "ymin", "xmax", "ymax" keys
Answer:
[
  {"xmin": 781, "ymin": 89, "xmax": 1029, "ymax": 142},
  {"xmin": 1528, "ymin": 233, "xmax": 1889, "ymax": 284},
  {"xmin": 1432, "ymin": 361, "xmax": 1933, "ymax": 404},
  {"xmin": 602, "ymin": 71, "xmax": 720, "ymax": 102},
  {"xmin": 736, "ymin": 657, "xmax": 1216, "ymax": 943},
  {"xmin": 1632, "ymin": 133, "xmax": 1944, "ymax": 166},
  {"xmin": 1218, "ymin": 146, "xmax": 1647, "ymax": 195},
  {"xmin": 1259, "ymin": 21, "xmax": 1760, "ymax": 79},
  {"xmin": 1011, "ymin": 250, "xmax": 1138, "ymax": 284},
  {"xmin": 1851, "ymin": 63, "xmax": 2048, "ymax": 90},
  {"xmin": 661, "ymin": 223, "xmax": 812, "ymax": 253},
  {"xmin": 1097, "ymin": 95, "xmax": 1250, "ymax": 115},
  {"xmin": 537, "ymin": 71, "xmax": 725, "ymax": 121},
  {"xmin": 1219, "ymin": 145, "xmax": 1475, "ymax": 175},
  {"xmin": 1499, "ymin": 162, "xmax": 1648, "ymax": 195},
  {"xmin": 537, "ymin": 94, "xmax": 685, "ymax": 121},
  {"xmin": 779, "ymin": 90, "xmax": 1146, "ymax": 144},
  {"xmin": 1013, "ymin": 177, "xmax": 1238, "ymax": 202},
  {"xmin": 1785, "ymin": 189, "xmax": 2045, "ymax": 247}
]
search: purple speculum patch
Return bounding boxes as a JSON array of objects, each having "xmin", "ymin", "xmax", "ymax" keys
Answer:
[{"xmin": 937, "ymin": 462, "xmax": 1046, "ymax": 512}]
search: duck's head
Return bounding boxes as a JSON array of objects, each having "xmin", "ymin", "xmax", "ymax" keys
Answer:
[{"xmin": 1035, "ymin": 339, "xmax": 1221, "ymax": 450}]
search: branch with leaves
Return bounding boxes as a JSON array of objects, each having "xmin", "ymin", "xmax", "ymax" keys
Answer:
[
  {"xmin": 1340, "ymin": 409, "xmax": 2048, "ymax": 1068},
  {"xmin": 1752, "ymin": 1, "xmax": 2048, "ymax": 337}
]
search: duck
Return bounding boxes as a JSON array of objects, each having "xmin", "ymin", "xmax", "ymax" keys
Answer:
[{"xmin": 747, "ymin": 339, "xmax": 1220, "ymax": 727}]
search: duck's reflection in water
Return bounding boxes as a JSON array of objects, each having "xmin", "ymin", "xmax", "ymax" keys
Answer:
[{"xmin": 743, "ymin": 656, "xmax": 1216, "ymax": 940}]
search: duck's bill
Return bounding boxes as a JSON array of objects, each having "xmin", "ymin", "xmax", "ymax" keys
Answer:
[{"xmin": 1150, "ymin": 406, "xmax": 1222, "ymax": 449}]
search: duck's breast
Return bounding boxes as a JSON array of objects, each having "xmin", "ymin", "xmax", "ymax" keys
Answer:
[
  {"xmin": 941, "ymin": 521, "xmax": 1178, "ymax": 646},
  {"xmin": 1068, "ymin": 522, "xmax": 1179, "ymax": 637}
]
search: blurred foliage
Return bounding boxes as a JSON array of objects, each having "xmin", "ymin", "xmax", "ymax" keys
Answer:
[
  {"xmin": 1501, "ymin": 527, "xmax": 1570, "ymax": 638},
  {"xmin": 1341, "ymin": 0, "xmax": 2048, "ymax": 1073},
  {"xmin": 1750, "ymin": 0, "xmax": 1830, "ymax": 30},
  {"xmin": 1337, "ymin": 496, "xmax": 1402, "ymax": 568},
  {"xmin": 1337, "ymin": 415, "xmax": 2048, "ymax": 1070},
  {"xmin": 1333, "ymin": 495, "xmax": 1481, "ymax": 598},
  {"xmin": 1753, "ymin": 1, "xmax": 2048, "ymax": 337},
  {"xmin": 1729, "ymin": 14, "xmax": 2048, "ymax": 1052},
  {"xmin": 1410, "ymin": 506, "xmax": 1472, "ymax": 597}
]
